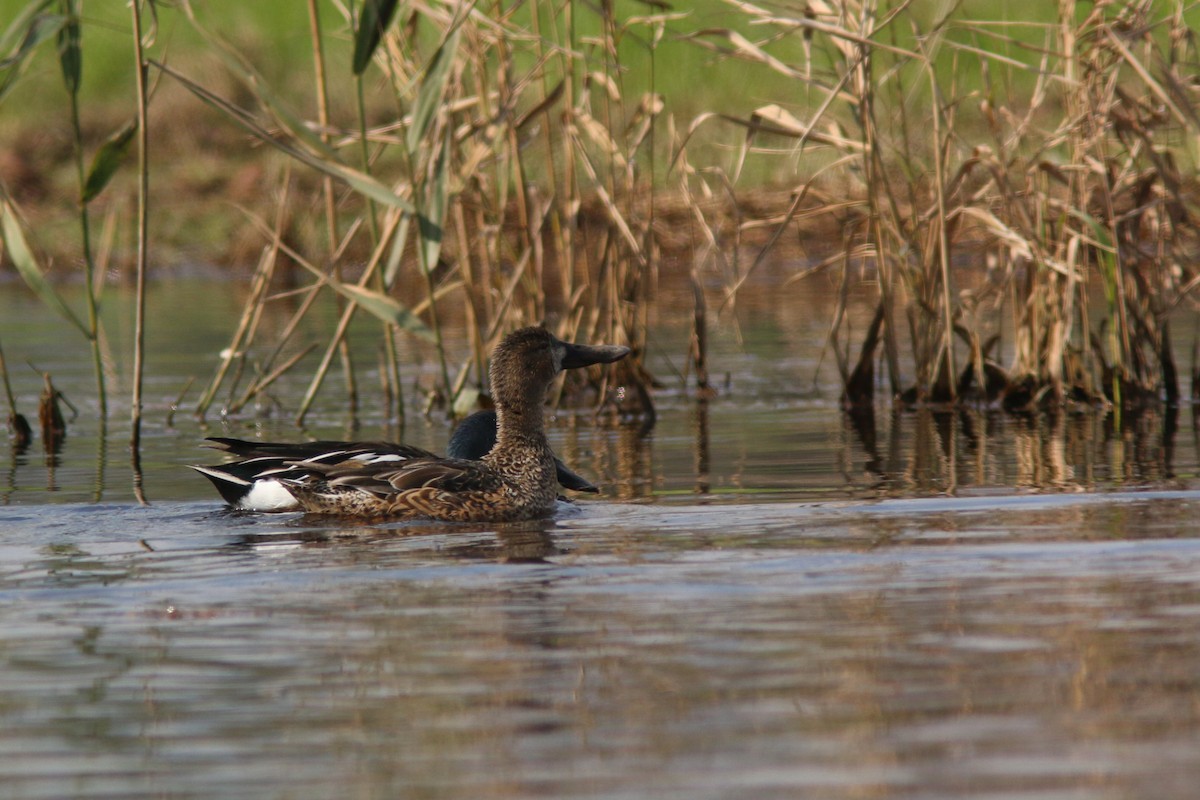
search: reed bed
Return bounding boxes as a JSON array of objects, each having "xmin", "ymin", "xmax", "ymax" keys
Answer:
[
  {"xmin": 688, "ymin": 0, "xmax": 1200, "ymax": 416},
  {"xmin": 1, "ymin": 0, "xmax": 1198, "ymax": 450},
  {"xmin": 159, "ymin": 0, "xmax": 666, "ymax": 425}
]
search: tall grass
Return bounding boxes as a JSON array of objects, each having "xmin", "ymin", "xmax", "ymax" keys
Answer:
[
  {"xmin": 150, "ymin": 0, "xmax": 665, "ymax": 422},
  {"xmin": 1, "ymin": 0, "xmax": 1198, "ymax": 447},
  {"xmin": 0, "ymin": 0, "xmax": 130, "ymax": 422},
  {"xmin": 701, "ymin": 0, "xmax": 1199, "ymax": 413}
]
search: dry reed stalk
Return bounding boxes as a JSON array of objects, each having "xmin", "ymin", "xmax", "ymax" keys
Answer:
[
  {"xmin": 450, "ymin": 201, "xmax": 486, "ymax": 390},
  {"xmin": 12, "ymin": 0, "xmax": 1200, "ymax": 432},
  {"xmin": 0, "ymin": 339, "xmax": 31, "ymax": 449},
  {"xmin": 674, "ymin": 141, "xmax": 713, "ymax": 396},
  {"xmin": 165, "ymin": 377, "xmax": 194, "ymax": 429},
  {"xmin": 168, "ymin": 0, "xmax": 656, "ymax": 422},
  {"xmin": 58, "ymin": 0, "xmax": 107, "ymax": 418},
  {"xmin": 294, "ymin": 204, "xmax": 409, "ymax": 424},
  {"xmin": 193, "ymin": 212, "xmax": 284, "ymax": 418},
  {"xmin": 37, "ymin": 372, "xmax": 66, "ymax": 452},
  {"xmin": 128, "ymin": 0, "xmax": 149, "ymax": 470},
  {"xmin": 230, "ymin": 283, "xmax": 323, "ymax": 410},
  {"xmin": 307, "ymin": 0, "xmax": 360, "ymax": 420},
  {"xmin": 697, "ymin": 0, "xmax": 1198, "ymax": 414}
]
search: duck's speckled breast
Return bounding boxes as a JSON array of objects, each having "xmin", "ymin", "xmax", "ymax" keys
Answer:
[{"xmin": 483, "ymin": 441, "xmax": 560, "ymax": 517}]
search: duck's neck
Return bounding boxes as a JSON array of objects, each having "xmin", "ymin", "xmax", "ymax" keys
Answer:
[
  {"xmin": 485, "ymin": 402, "xmax": 555, "ymax": 490},
  {"xmin": 493, "ymin": 402, "xmax": 546, "ymax": 449}
]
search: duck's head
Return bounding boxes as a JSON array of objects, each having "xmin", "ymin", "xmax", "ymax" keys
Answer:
[{"xmin": 489, "ymin": 326, "xmax": 630, "ymax": 411}]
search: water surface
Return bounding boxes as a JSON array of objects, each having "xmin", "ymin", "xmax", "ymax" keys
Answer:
[{"xmin": 1, "ymin": 280, "xmax": 1199, "ymax": 799}]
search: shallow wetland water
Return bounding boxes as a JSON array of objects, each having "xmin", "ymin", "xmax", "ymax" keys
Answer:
[{"xmin": 1, "ymin": 281, "xmax": 1199, "ymax": 798}]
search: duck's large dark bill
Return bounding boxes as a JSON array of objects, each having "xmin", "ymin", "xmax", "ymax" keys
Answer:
[{"xmin": 560, "ymin": 342, "xmax": 631, "ymax": 369}]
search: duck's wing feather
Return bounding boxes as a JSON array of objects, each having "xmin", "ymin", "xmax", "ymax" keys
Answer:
[
  {"xmin": 278, "ymin": 455, "xmax": 510, "ymax": 519},
  {"xmin": 205, "ymin": 437, "xmax": 438, "ymax": 462},
  {"xmin": 193, "ymin": 440, "xmax": 448, "ymax": 512},
  {"xmin": 293, "ymin": 456, "xmax": 503, "ymax": 498}
]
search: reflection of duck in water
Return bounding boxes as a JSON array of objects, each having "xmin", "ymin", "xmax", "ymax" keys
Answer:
[{"xmin": 192, "ymin": 326, "xmax": 628, "ymax": 521}]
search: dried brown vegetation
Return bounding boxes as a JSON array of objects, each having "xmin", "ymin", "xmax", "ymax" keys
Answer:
[
  {"xmin": 1, "ymin": 0, "xmax": 1199, "ymax": 440},
  {"xmin": 684, "ymin": 0, "xmax": 1200, "ymax": 416}
]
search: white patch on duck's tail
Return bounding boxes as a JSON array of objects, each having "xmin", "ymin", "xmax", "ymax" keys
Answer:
[
  {"xmin": 239, "ymin": 479, "xmax": 300, "ymax": 511},
  {"xmin": 190, "ymin": 465, "xmax": 300, "ymax": 511}
]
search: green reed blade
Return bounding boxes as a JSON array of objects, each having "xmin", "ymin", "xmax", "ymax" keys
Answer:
[
  {"xmin": 0, "ymin": 1, "xmax": 56, "ymax": 54},
  {"xmin": 150, "ymin": 59, "xmax": 414, "ymax": 213},
  {"xmin": 352, "ymin": 0, "xmax": 402, "ymax": 76},
  {"xmin": 407, "ymin": 27, "xmax": 461, "ymax": 153},
  {"xmin": 0, "ymin": 3, "xmax": 62, "ymax": 104},
  {"xmin": 383, "ymin": 214, "xmax": 411, "ymax": 288},
  {"xmin": 56, "ymin": 0, "xmax": 80, "ymax": 93},
  {"xmin": 1, "ymin": 201, "xmax": 89, "ymax": 337},
  {"xmin": 418, "ymin": 135, "xmax": 450, "ymax": 276},
  {"xmin": 339, "ymin": 284, "xmax": 434, "ymax": 342},
  {"xmin": 293, "ymin": 257, "xmax": 434, "ymax": 342},
  {"xmin": 82, "ymin": 120, "xmax": 137, "ymax": 204}
]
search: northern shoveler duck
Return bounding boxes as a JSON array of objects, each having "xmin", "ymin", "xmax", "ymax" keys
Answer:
[
  {"xmin": 194, "ymin": 408, "xmax": 598, "ymax": 511},
  {"xmin": 191, "ymin": 326, "xmax": 629, "ymax": 520}
]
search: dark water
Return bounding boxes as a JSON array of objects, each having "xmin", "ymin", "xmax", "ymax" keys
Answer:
[{"xmin": 2, "ymin": 281, "xmax": 1199, "ymax": 799}]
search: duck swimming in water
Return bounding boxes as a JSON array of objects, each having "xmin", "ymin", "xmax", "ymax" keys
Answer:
[
  {"xmin": 196, "ymin": 408, "xmax": 598, "ymax": 511},
  {"xmin": 191, "ymin": 326, "xmax": 629, "ymax": 521}
]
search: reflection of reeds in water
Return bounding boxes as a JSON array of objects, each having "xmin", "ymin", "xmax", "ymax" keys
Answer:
[{"xmin": 838, "ymin": 405, "xmax": 1185, "ymax": 497}]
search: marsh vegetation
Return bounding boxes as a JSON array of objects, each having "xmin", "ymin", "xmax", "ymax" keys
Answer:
[{"xmin": 1, "ymin": 0, "xmax": 1198, "ymax": 454}]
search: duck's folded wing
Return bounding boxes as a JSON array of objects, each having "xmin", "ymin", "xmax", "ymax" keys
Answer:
[
  {"xmin": 205, "ymin": 437, "xmax": 438, "ymax": 462},
  {"xmin": 299, "ymin": 457, "xmax": 503, "ymax": 498}
]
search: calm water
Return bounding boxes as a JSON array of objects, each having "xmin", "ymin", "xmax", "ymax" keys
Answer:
[{"xmin": 2, "ymin": 280, "xmax": 1199, "ymax": 799}]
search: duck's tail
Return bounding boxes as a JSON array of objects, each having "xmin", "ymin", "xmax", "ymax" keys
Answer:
[{"xmin": 189, "ymin": 462, "xmax": 301, "ymax": 511}]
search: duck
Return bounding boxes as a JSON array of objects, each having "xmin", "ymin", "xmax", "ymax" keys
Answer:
[
  {"xmin": 195, "ymin": 408, "xmax": 598, "ymax": 511},
  {"xmin": 191, "ymin": 326, "xmax": 629, "ymax": 521}
]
